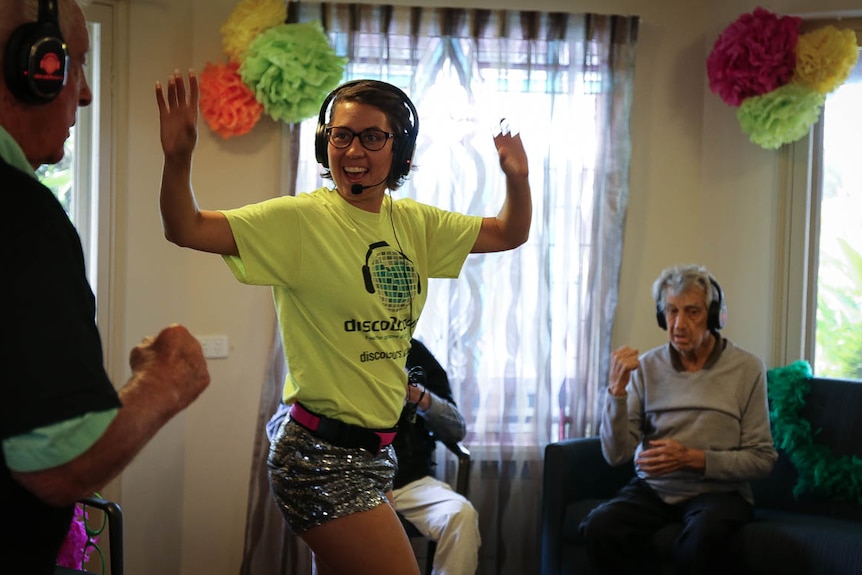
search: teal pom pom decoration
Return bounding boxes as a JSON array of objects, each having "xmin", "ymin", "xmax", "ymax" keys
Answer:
[
  {"xmin": 736, "ymin": 84, "xmax": 825, "ymax": 149},
  {"xmin": 240, "ymin": 21, "xmax": 346, "ymax": 124},
  {"xmin": 767, "ymin": 360, "xmax": 862, "ymax": 502}
]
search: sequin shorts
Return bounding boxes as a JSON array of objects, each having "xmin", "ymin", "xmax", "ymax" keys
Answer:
[{"xmin": 267, "ymin": 418, "xmax": 397, "ymax": 533}]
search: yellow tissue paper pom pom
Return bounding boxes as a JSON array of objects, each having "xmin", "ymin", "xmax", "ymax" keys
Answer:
[
  {"xmin": 221, "ymin": 0, "xmax": 286, "ymax": 63},
  {"xmin": 793, "ymin": 26, "xmax": 859, "ymax": 95}
]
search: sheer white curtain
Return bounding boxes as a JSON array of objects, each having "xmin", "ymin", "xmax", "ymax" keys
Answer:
[{"xmin": 240, "ymin": 5, "xmax": 638, "ymax": 574}]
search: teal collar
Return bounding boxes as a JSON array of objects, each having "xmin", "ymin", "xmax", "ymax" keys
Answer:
[{"xmin": 0, "ymin": 125, "xmax": 36, "ymax": 179}]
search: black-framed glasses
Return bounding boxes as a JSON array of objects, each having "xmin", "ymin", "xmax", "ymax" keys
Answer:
[{"xmin": 326, "ymin": 127, "xmax": 394, "ymax": 151}]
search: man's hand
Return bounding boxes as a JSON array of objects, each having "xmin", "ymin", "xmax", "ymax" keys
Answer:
[
  {"xmin": 129, "ymin": 324, "xmax": 210, "ymax": 412},
  {"xmin": 609, "ymin": 345, "xmax": 640, "ymax": 396},
  {"xmin": 636, "ymin": 438, "xmax": 705, "ymax": 476}
]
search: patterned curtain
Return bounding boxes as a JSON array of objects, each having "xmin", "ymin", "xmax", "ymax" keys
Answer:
[{"xmin": 239, "ymin": 4, "xmax": 638, "ymax": 574}]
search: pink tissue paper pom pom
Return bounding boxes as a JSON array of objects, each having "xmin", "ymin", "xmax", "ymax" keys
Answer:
[{"xmin": 707, "ymin": 7, "xmax": 802, "ymax": 107}]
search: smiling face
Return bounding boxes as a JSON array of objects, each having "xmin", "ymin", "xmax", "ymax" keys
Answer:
[
  {"xmin": 327, "ymin": 101, "xmax": 395, "ymax": 212},
  {"xmin": 661, "ymin": 286, "xmax": 713, "ymax": 356}
]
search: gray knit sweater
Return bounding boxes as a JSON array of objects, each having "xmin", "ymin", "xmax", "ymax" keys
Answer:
[{"xmin": 600, "ymin": 338, "xmax": 777, "ymax": 505}]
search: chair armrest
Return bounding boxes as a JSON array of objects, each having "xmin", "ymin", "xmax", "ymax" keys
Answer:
[
  {"xmin": 541, "ymin": 437, "xmax": 633, "ymax": 575},
  {"xmin": 544, "ymin": 437, "xmax": 633, "ymax": 503},
  {"xmin": 78, "ymin": 496, "xmax": 124, "ymax": 575},
  {"xmin": 442, "ymin": 440, "xmax": 471, "ymax": 496}
]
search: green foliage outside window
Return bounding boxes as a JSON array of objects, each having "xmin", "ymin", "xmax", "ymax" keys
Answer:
[
  {"xmin": 35, "ymin": 135, "xmax": 74, "ymax": 219},
  {"xmin": 814, "ymin": 52, "xmax": 861, "ymax": 382},
  {"xmin": 816, "ymin": 239, "xmax": 862, "ymax": 380}
]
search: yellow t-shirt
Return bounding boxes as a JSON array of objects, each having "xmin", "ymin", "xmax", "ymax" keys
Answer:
[{"xmin": 221, "ymin": 188, "xmax": 481, "ymax": 428}]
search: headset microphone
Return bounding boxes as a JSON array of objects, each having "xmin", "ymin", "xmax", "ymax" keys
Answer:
[{"xmin": 350, "ymin": 177, "xmax": 388, "ymax": 195}]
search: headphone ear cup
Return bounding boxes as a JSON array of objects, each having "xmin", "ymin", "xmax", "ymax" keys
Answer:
[
  {"xmin": 707, "ymin": 277, "xmax": 727, "ymax": 331},
  {"xmin": 656, "ymin": 305, "xmax": 667, "ymax": 330},
  {"xmin": 708, "ymin": 300, "xmax": 720, "ymax": 331},
  {"xmin": 708, "ymin": 296, "xmax": 728, "ymax": 331},
  {"xmin": 314, "ymin": 121, "xmax": 329, "ymax": 168},
  {"xmin": 4, "ymin": 21, "xmax": 68, "ymax": 104},
  {"xmin": 315, "ymin": 85, "xmax": 341, "ymax": 168},
  {"xmin": 391, "ymin": 130, "xmax": 416, "ymax": 179}
]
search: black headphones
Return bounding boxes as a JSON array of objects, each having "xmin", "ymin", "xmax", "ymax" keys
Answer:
[
  {"xmin": 315, "ymin": 79, "xmax": 419, "ymax": 186},
  {"xmin": 4, "ymin": 0, "xmax": 69, "ymax": 104},
  {"xmin": 656, "ymin": 275, "xmax": 727, "ymax": 332}
]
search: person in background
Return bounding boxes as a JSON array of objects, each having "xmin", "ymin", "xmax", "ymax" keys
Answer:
[
  {"xmin": 1, "ymin": 2, "xmax": 211, "ymax": 573},
  {"xmin": 579, "ymin": 264, "xmax": 777, "ymax": 575},
  {"xmin": 395, "ymin": 338, "xmax": 481, "ymax": 575},
  {"xmin": 156, "ymin": 69, "xmax": 531, "ymax": 575}
]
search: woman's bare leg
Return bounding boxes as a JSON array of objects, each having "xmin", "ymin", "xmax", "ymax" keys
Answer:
[{"xmin": 302, "ymin": 500, "xmax": 419, "ymax": 575}]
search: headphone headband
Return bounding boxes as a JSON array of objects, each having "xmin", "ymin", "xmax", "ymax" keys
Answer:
[{"xmin": 40, "ymin": 0, "xmax": 60, "ymax": 25}]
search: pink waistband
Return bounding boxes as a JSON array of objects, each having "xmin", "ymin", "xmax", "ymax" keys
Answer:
[{"xmin": 289, "ymin": 402, "xmax": 397, "ymax": 450}]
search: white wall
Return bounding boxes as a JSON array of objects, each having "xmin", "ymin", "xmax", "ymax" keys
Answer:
[{"xmin": 99, "ymin": 0, "xmax": 859, "ymax": 573}]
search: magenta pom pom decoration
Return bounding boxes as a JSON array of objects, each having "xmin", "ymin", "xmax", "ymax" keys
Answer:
[
  {"xmin": 56, "ymin": 503, "xmax": 99, "ymax": 569},
  {"xmin": 707, "ymin": 8, "xmax": 801, "ymax": 107}
]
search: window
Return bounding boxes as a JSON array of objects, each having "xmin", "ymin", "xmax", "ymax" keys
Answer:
[
  {"xmin": 290, "ymin": 6, "xmax": 637, "ymax": 442},
  {"xmin": 36, "ymin": 21, "xmax": 99, "ymax": 289},
  {"xmin": 35, "ymin": 3, "xmax": 116, "ymax": 359},
  {"xmin": 779, "ymin": 18, "xmax": 862, "ymax": 380},
  {"xmin": 813, "ymin": 47, "xmax": 862, "ymax": 379}
]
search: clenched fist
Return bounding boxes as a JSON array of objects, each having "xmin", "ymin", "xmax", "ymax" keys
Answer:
[
  {"xmin": 129, "ymin": 324, "xmax": 210, "ymax": 412},
  {"xmin": 608, "ymin": 345, "xmax": 640, "ymax": 397}
]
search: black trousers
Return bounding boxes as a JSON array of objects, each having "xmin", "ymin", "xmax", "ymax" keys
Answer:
[{"xmin": 579, "ymin": 477, "xmax": 753, "ymax": 575}]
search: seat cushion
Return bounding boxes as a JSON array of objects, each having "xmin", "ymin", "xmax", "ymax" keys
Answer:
[
  {"xmin": 561, "ymin": 500, "xmax": 862, "ymax": 575},
  {"xmin": 561, "ymin": 498, "xmax": 606, "ymax": 544},
  {"xmin": 733, "ymin": 510, "xmax": 862, "ymax": 575}
]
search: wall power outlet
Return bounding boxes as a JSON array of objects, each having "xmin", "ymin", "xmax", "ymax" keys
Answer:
[{"xmin": 198, "ymin": 335, "xmax": 229, "ymax": 359}]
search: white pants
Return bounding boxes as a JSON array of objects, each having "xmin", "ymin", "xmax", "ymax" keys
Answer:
[{"xmin": 392, "ymin": 475, "xmax": 481, "ymax": 575}]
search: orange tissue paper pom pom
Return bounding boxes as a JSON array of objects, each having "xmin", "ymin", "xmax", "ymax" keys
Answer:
[
  {"xmin": 793, "ymin": 26, "xmax": 859, "ymax": 95},
  {"xmin": 199, "ymin": 61, "xmax": 264, "ymax": 139}
]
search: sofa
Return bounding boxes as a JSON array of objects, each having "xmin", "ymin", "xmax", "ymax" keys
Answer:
[{"xmin": 541, "ymin": 374, "xmax": 862, "ymax": 575}]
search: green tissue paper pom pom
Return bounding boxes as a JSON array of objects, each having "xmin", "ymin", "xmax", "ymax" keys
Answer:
[
  {"xmin": 736, "ymin": 84, "xmax": 825, "ymax": 149},
  {"xmin": 240, "ymin": 21, "xmax": 346, "ymax": 123}
]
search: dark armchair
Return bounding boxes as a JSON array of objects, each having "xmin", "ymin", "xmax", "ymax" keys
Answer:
[
  {"xmin": 541, "ymin": 437, "xmax": 632, "ymax": 575},
  {"xmin": 541, "ymin": 376, "xmax": 862, "ymax": 575}
]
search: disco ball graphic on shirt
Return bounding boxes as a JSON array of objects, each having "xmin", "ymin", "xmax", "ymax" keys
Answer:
[{"xmin": 363, "ymin": 242, "xmax": 420, "ymax": 312}]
